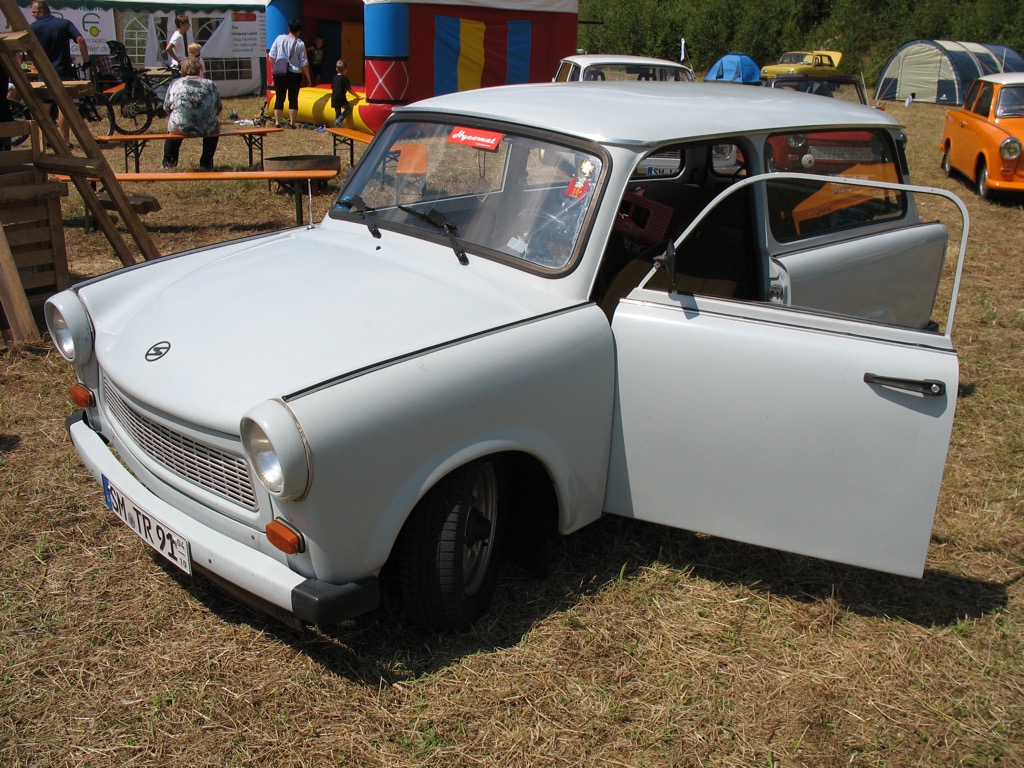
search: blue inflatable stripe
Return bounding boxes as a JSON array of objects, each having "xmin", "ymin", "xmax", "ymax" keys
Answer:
[
  {"xmin": 506, "ymin": 21, "xmax": 531, "ymax": 84},
  {"xmin": 434, "ymin": 16, "xmax": 461, "ymax": 95}
]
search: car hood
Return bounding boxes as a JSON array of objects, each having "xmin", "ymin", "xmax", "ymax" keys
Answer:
[{"xmin": 81, "ymin": 224, "xmax": 571, "ymax": 433}]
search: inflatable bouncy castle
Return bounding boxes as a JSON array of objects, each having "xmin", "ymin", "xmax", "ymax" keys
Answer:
[{"xmin": 266, "ymin": 0, "xmax": 578, "ymax": 133}]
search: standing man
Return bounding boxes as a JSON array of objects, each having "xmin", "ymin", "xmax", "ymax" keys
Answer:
[
  {"xmin": 165, "ymin": 14, "xmax": 190, "ymax": 74},
  {"xmin": 30, "ymin": 0, "xmax": 90, "ymax": 150}
]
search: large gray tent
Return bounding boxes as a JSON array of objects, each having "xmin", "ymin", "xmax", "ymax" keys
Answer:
[{"xmin": 875, "ymin": 39, "xmax": 1024, "ymax": 105}]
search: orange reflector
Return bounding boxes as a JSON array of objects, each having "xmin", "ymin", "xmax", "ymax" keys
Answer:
[
  {"xmin": 69, "ymin": 384, "xmax": 95, "ymax": 408},
  {"xmin": 266, "ymin": 518, "xmax": 303, "ymax": 554}
]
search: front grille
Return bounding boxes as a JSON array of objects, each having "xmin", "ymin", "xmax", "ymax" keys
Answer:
[{"xmin": 104, "ymin": 383, "xmax": 259, "ymax": 510}]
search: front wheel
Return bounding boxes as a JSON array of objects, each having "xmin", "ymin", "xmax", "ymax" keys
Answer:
[
  {"xmin": 106, "ymin": 84, "xmax": 155, "ymax": 134},
  {"xmin": 396, "ymin": 459, "xmax": 503, "ymax": 631}
]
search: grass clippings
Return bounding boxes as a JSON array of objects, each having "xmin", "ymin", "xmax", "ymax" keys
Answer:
[{"xmin": 1, "ymin": 96, "xmax": 1022, "ymax": 767}]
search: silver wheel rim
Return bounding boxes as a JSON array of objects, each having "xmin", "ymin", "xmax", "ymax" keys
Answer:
[{"xmin": 462, "ymin": 462, "xmax": 498, "ymax": 596}]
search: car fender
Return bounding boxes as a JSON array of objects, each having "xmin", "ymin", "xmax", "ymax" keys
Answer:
[{"xmin": 277, "ymin": 304, "xmax": 616, "ymax": 584}]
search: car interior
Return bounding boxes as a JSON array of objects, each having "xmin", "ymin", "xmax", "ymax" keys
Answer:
[{"xmin": 594, "ymin": 141, "xmax": 760, "ymax": 319}]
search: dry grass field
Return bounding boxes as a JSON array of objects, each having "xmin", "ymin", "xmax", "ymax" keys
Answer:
[{"xmin": 1, "ymin": 95, "xmax": 1022, "ymax": 767}]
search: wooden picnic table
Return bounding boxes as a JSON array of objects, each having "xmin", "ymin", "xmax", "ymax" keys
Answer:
[
  {"xmin": 326, "ymin": 126, "xmax": 373, "ymax": 166},
  {"xmin": 96, "ymin": 126, "xmax": 284, "ymax": 172}
]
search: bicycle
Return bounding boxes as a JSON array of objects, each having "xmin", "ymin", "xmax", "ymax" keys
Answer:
[
  {"xmin": 4, "ymin": 95, "xmax": 31, "ymax": 147},
  {"xmin": 101, "ymin": 40, "xmax": 175, "ymax": 135}
]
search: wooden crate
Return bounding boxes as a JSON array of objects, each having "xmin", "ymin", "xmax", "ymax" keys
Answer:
[{"xmin": 0, "ymin": 119, "xmax": 69, "ymax": 344}]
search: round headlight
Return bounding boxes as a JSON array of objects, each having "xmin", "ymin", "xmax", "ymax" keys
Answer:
[
  {"xmin": 44, "ymin": 292, "xmax": 93, "ymax": 365},
  {"xmin": 1000, "ymin": 137, "xmax": 1022, "ymax": 161},
  {"xmin": 240, "ymin": 400, "xmax": 310, "ymax": 500},
  {"xmin": 787, "ymin": 134, "xmax": 807, "ymax": 150}
]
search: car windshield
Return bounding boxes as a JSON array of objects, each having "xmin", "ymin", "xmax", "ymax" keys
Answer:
[
  {"xmin": 779, "ymin": 53, "xmax": 809, "ymax": 64},
  {"xmin": 995, "ymin": 85, "xmax": 1024, "ymax": 117},
  {"xmin": 331, "ymin": 119, "xmax": 604, "ymax": 271},
  {"xmin": 772, "ymin": 79, "xmax": 866, "ymax": 104}
]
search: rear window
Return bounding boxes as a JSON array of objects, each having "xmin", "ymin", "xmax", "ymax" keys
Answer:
[{"xmin": 764, "ymin": 129, "xmax": 905, "ymax": 241}]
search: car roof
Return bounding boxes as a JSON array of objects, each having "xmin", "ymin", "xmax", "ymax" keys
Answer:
[
  {"xmin": 559, "ymin": 54, "xmax": 690, "ymax": 69},
  {"xmin": 976, "ymin": 72, "xmax": 1024, "ymax": 86},
  {"xmin": 401, "ymin": 82, "xmax": 900, "ymax": 147}
]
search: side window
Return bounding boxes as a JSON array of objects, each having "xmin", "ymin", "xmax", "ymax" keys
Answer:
[
  {"xmin": 553, "ymin": 63, "xmax": 577, "ymax": 82},
  {"xmin": 632, "ymin": 147, "xmax": 683, "ymax": 179},
  {"xmin": 711, "ymin": 143, "xmax": 746, "ymax": 178},
  {"xmin": 972, "ymin": 83, "xmax": 994, "ymax": 117},
  {"xmin": 962, "ymin": 81, "xmax": 982, "ymax": 112},
  {"xmin": 764, "ymin": 129, "xmax": 905, "ymax": 241}
]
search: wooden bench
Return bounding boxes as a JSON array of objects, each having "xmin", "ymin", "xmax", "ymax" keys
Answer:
[
  {"xmin": 56, "ymin": 168, "xmax": 341, "ymax": 226},
  {"xmin": 96, "ymin": 126, "xmax": 285, "ymax": 172},
  {"xmin": 326, "ymin": 127, "xmax": 373, "ymax": 166}
]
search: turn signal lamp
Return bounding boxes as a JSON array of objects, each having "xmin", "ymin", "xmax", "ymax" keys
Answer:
[
  {"xmin": 266, "ymin": 518, "xmax": 304, "ymax": 555},
  {"xmin": 69, "ymin": 384, "xmax": 95, "ymax": 408}
]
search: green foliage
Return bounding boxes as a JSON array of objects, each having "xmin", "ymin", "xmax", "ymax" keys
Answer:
[{"xmin": 576, "ymin": 0, "xmax": 1024, "ymax": 83}]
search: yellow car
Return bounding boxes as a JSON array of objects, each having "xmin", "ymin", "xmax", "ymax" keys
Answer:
[
  {"xmin": 939, "ymin": 73, "xmax": 1024, "ymax": 199},
  {"xmin": 761, "ymin": 50, "xmax": 842, "ymax": 79}
]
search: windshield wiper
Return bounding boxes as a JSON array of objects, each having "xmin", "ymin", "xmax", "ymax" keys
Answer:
[
  {"xmin": 340, "ymin": 195, "xmax": 381, "ymax": 239},
  {"xmin": 397, "ymin": 204, "xmax": 469, "ymax": 265}
]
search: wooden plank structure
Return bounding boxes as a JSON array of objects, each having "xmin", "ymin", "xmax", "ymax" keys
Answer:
[
  {"xmin": 0, "ymin": 118, "xmax": 64, "ymax": 342},
  {"xmin": 0, "ymin": 0, "xmax": 160, "ymax": 344}
]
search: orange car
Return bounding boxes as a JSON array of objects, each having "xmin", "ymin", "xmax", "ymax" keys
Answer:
[{"xmin": 939, "ymin": 73, "xmax": 1024, "ymax": 199}]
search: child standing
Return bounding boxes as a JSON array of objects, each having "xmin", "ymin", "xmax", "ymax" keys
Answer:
[
  {"xmin": 331, "ymin": 59, "xmax": 359, "ymax": 127},
  {"xmin": 165, "ymin": 14, "xmax": 189, "ymax": 73},
  {"xmin": 187, "ymin": 42, "xmax": 205, "ymax": 78},
  {"xmin": 309, "ymin": 35, "xmax": 325, "ymax": 84}
]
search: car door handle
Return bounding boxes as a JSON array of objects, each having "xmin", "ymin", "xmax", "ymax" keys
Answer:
[{"xmin": 864, "ymin": 373, "xmax": 945, "ymax": 396}]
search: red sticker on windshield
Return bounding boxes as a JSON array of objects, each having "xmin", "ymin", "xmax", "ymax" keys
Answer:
[{"xmin": 448, "ymin": 127, "xmax": 504, "ymax": 151}]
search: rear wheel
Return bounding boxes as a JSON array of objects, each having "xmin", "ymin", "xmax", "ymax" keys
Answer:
[
  {"xmin": 107, "ymin": 83, "xmax": 154, "ymax": 134},
  {"xmin": 976, "ymin": 158, "xmax": 991, "ymax": 200},
  {"xmin": 397, "ymin": 459, "xmax": 503, "ymax": 631},
  {"xmin": 6, "ymin": 99, "xmax": 30, "ymax": 147}
]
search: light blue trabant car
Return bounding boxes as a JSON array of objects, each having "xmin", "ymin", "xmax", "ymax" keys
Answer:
[{"xmin": 46, "ymin": 83, "xmax": 969, "ymax": 631}]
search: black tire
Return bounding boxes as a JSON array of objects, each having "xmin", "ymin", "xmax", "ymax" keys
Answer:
[
  {"xmin": 106, "ymin": 83, "xmax": 155, "ymax": 135},
  {"xmin": 397, "ymin": 459, "xmax": 503, "ymax": 631},
  {"xmin": 941, "ymin": 145, "xmax": 953, "ymax": 177},
  {"xmin": 976, "ymin": 158, "xmax": 991, "ymax": 200}
]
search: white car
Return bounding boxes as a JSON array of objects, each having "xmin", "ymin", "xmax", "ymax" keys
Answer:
[
  {"xmin": 46, "ymin": 82, "xmax": 968, "ymax": 631},
  {"xmin": 553, "ymin": 54, "xmax": 695, "ymax": 82}
]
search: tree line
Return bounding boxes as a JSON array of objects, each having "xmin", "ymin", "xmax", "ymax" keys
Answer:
[{"xmin": 577, "ymin": 0, "xmax": 1024, "ymax": 83}]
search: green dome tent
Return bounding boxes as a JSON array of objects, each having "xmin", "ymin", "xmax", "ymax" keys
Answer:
[{"xmin": 875, "ymin": 40, "xmax": 1024, "ymax": 105}]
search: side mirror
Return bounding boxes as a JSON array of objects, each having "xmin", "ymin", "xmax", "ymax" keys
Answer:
[{"xmin": 654, "ymin": 239, "xmax": 677, "ymax": 292}]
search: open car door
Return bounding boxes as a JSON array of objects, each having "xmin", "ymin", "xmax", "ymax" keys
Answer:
[{"xmin": 604, "ymin": 176, "xmax": 968, "ymax": 577}]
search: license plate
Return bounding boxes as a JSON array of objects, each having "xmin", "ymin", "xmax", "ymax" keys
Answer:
[{"xmin": 102, "ymin": 475, "xmax": 192, "ymax": 574}]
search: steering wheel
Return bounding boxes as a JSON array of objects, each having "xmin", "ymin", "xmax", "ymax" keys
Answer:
[{"xmin": 507, "ymin": 209, "xmax": 577, "ymax": 268}]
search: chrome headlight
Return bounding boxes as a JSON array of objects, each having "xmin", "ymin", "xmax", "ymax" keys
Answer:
[
  {"xmin": 240, "ymin": 400, "xmax": 310, "ymax": 500},
  {"xmin": 1000, "ymin": 137, "xmax": 1022, "ymax": 161},
  {"xmin": 787, "ymin": 134, "xmax": 807, "ymax": 150},
  {"xmin": 44, "ymin": 291, "xmax": 93, "ymax": 365}
]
